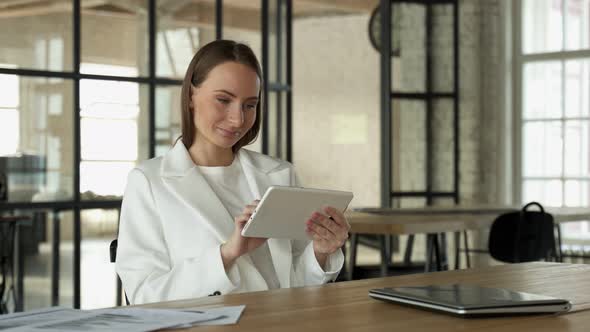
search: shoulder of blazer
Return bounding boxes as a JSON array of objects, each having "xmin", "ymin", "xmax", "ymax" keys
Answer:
[
  {"xmin": 133, "ymin": 156, "xmax": 164, "ymax": 180},
  {"xmin": 239, "ymin": 148, "xmax": 293, "ymax": 174}
]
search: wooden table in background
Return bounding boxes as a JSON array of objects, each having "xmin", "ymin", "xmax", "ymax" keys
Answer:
[
  {"xmin": 140, "ymin": 262, "xmax": 590, "ymax": 331},
  {"xmin": 345, "ymin": 206, "xmax": 590, "ymax": 235},
  {"xmin": 343, "ymin": 206, "xmax": 590, "ymax": 275}
]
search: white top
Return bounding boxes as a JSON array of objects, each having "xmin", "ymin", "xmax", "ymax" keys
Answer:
[{"xmin": 198, "ymin": 155, "xmax": 281, "ymax": 289}]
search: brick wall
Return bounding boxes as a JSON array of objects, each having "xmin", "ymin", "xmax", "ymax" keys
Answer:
[{"xmin": 293, "ymin": 0, "xmax": 509, "ymax": 208}]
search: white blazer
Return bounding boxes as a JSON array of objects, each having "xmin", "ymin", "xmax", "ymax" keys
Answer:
[{"xmin": 115, "ymin": 142, "xmax": 343, "ymax": 304}]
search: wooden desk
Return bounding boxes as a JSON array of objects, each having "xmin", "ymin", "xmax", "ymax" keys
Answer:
[{"xmin": 140, "ymin": 262, "xmax": 590, "ymax": 331}]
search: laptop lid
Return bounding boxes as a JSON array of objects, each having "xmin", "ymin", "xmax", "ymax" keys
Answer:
[{"xmin": 369, "ymin": 284, "xmax": 571, "ymax": 316}]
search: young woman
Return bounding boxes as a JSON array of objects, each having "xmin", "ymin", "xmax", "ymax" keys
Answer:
[{"xmin": 115, "ymin": 40, "xmax": 350, "ymax": 304}]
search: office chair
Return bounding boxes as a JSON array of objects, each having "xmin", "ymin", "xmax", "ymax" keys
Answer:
[
  {"xmin": 488, "ymin": 202, "xmax": 560, "ymax": 263},
  {"xmin": 109, "ymin": 239, "xmax": 129, "ymax": 305}
]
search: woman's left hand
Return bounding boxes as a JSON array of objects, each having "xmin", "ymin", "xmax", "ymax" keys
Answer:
[{"xmin": 305, "ymin": 206, "xmax": 351, "ymax": 267}]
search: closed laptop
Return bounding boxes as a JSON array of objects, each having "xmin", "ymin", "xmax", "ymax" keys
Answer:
[{"xmin": 369, "ymin": 284, "xmax": 571, "ymax": 317}]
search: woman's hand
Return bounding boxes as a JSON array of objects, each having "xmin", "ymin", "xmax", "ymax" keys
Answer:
[
  {"xmin": 220, "ymin": 200, "xmax": 267, "ymax": 270},
  {"xmin": 305, "ymin": 206, "xmax": 351, "ymax": 268}
]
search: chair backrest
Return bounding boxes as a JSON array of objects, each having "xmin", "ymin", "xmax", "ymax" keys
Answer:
[
  {"xmin": 109, "ymin": 238, "xmax": 130, "ymax": 305},
  {"xmin": 110, "ymin": 239, "xmax": 118, "ymax": 263},
  {"xmin": 488, "ymin": 202, "xmax": 557, "ymax": 263},
  {"xmin": 0, "ymin": 171, "xmax": 7, "ymax": 201}
]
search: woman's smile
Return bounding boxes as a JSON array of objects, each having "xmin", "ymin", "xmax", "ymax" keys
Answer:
[{"xmin": 217, "ymin": 126, "xmax": 242, "ymax": 138}]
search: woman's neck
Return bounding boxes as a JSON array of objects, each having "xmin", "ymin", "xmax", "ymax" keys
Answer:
[{"xmin": 188, "ymin": 141, "xmax": 234, "ymax": 167}]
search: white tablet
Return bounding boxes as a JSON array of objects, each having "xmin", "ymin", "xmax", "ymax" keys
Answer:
[{"xmin": 241, "ymin": 186, "xmax": 354, "ymax": 241}]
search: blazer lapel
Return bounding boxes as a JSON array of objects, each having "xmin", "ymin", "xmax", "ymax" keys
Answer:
[
  {"xmin": 160, "ymin": 143, "xmax": 234, "ymax": 243},
  {"xmin": 238, "ymin": 149, "xmax": 295, "ymax": 288}
]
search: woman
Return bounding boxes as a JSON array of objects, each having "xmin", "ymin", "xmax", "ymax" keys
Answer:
[{"xmin": 115, "ymin": 40, "xmax": 350, "ymax": 305}]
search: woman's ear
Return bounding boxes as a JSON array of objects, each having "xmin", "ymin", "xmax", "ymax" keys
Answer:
[{"xmin": 189, "ymin": 85, "xmax": 196, "ymax": 109}]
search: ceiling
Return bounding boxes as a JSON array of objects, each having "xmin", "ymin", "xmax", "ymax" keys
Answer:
[{"xmin": 0, "ymin": 0, "xmax": 380, "ymax": 24}]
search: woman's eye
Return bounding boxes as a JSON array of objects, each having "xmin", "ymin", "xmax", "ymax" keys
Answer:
[
  {"xmin": 243, "ymin": 104, "xmax": 257, "ymax": 111},
  {"xmin": 217, "ymin": 98, "xmax": 230, "ymax": 104}
]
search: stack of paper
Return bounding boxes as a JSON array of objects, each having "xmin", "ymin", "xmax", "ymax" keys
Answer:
[{"xmin": 0, "ymin": 305, "xmax": 246, "ymax": 331}]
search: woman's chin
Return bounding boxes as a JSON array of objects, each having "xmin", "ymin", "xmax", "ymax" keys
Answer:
[{"xmin": 214, "ymin": 137, "xmax": 240, "ymax": 149}]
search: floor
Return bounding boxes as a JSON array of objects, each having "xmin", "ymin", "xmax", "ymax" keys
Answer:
[{"xmin": 17, "ymin": 238, "xmax": 118, "ymax": 311}]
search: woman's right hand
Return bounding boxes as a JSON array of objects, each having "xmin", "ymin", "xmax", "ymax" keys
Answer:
[{"xmin": 220, "ymin": 200, "xmax": 267, "ymax": 270}]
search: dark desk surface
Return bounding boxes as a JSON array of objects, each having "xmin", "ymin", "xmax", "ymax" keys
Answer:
[{"xmin": 138, "ymin": 262, "xmax": 590, "ymax": 331}]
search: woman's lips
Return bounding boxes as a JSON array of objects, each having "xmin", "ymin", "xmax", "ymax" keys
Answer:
[{"xmin": 217, "ymin": 127, "xmax": 241, "ymax": 138}]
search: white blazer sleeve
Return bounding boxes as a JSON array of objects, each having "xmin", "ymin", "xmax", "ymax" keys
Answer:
[
  {"xmin": 292, "ymin": 240, "xmax": 344, "ymax": 285},
  {"xmin": 288, "ymin": 166, "xmax": 344, "ymax": 285},
  {"xmin": 115, "ymin": 168, "xmax": 239, "ymax": 304}
]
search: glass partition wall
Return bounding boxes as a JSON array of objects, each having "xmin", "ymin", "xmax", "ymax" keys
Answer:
[{"xmin": 0, "ymin": 0, "xmax": 290, "ymax": 311}]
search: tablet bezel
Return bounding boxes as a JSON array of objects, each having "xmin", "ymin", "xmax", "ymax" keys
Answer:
[{"xmin": 241, "ymin": 186, "xmax": 353, "ymax": 240}]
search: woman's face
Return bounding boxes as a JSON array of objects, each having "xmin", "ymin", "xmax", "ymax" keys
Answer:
[{"xmin": 190, "ymin": 61, "xmax": 260, "ymax": 150}]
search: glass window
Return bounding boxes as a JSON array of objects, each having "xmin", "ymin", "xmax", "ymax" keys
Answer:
[
  {"xmin": 522, "ymin": 0, "xmax": 563, "ymax": 54},
  {"xmin": 520, "ymin": 1, "xmax": 590, "ymax": 240},
  {"xmin": 564, "ymin": 180, "xmax": 590, "ymax": 206},
  {"xmin": 156, "ymin": 1, "xmax": 214, "ymax": 78},
  {"xmin": 79, "ymin": 65, "xmax": 148, "ymax": 199},
  {"xmin": 224, "ymin": 1, "xmax": 262, "ymax": 61},
  {"xmin": 155, "ymin": 85, "xmax": 182, "ymax": 157},
  {"xmin": 0, "ymin": 71, "xmax": 19, "ymax": 156},
  {"xmin": 80, "ymin": 209, "xmax": 119, "ymax": 309},
  {"xmin": 565, "ymin": 0, "xmax": 590, "ymax": 51},
  {"xmin": 0, "ymin": 76, "xmax": 73, "ymax": 202},
  {"xmin": 0, "ymin": 3, "xmax": 72, "ymax": 71},
  {"xmin": 81, "ymin": 0, "xmax": 148, "ymax": 77},
  {"xmin": 522, "ymin": 121, "xmax": 563, "ymax": 177},
  {"xmin": 267, "ymin": 0, "xmax": 285, "ymax": 85},
  {"xmin": 523, "ymin": 62, "xmax": 562, "ymax": 119},
  {"xmin": 565, "ymin": 60, "xmax": 590, "ymax": 118},
  {"xmin": 522, "ymin": 180, "xmax": 563, "ymax": 206},
  {"xmin": 18, "ymin": 210, "xmax": 75, "ymax": 311},
  {"xmin": 564, "ymin": 120, "xmax": 589, "ymax": 177}
]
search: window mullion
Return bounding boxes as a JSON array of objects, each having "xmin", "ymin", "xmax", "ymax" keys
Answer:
[{"xmin": 561, "ymin": 0, "xmax": 568, "ymax": 206}]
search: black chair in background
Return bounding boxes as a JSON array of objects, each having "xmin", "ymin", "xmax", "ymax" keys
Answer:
[
  {"xmin": 488, "ymin": 202, "xmax": 560, "ymax": 263},
  {"xmin": 109, "ymin": 239, "xmax": 129, "ymax": 305}
]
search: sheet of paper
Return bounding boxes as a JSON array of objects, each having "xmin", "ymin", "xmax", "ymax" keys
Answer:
[
  {"xmin": 174, "ymin": 305, "xmax": 246, "ymax": 327},
  {"xmin": 0, "ymin": 307, "xmax": 88, "ymax": 330},
  {"xmin": 3, "ymin": 307, "xmax": 221, "ymax": 332}
]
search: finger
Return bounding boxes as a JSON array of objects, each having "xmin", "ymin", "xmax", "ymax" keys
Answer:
[
  {"xmin": 242, "ymin": 204, "xmax": 257, "ymax": 215},
  {"xmin": 305, "ymin": 227, "xmax": 325, "ymax": 242},
  {"xmin": 305, "ymin": 227, "xmax": 343, "ymax": 252},
  {"xmin": 235, "ymin": 213, "xmax": 252, "ymax": 227},
  {"xmin": 312, "ymin": 211, "xmax": 344, "ymax": 235},
  {"xmin": 309, "ymin": 211, "xmax": 349, "ymax": 244},
  {"xmin": 323, "ymin": 206, "xmax": 347, "ymax": 229},
  {"xmin": 308, "ymin": 213, "xmax": 338, "ymax": 237},
  {"xmin": 306, "ymin": 219, "xmax": 337, "ymax": 241}
]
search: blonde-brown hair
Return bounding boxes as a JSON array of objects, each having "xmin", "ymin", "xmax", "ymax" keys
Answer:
[{"xmin": 180, "ymin": 40, "xmax": 263, "ymax": 152}]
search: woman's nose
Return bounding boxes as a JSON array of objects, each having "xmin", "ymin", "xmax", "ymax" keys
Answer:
[{"xmin": 227, "ymin": 104, "xmax": 244, "ymax": 126}]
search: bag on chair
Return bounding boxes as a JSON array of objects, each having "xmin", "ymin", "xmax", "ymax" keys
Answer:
[{"xmin": 488, "ymin": 202, "xmax": 557, "ymax": 263}]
